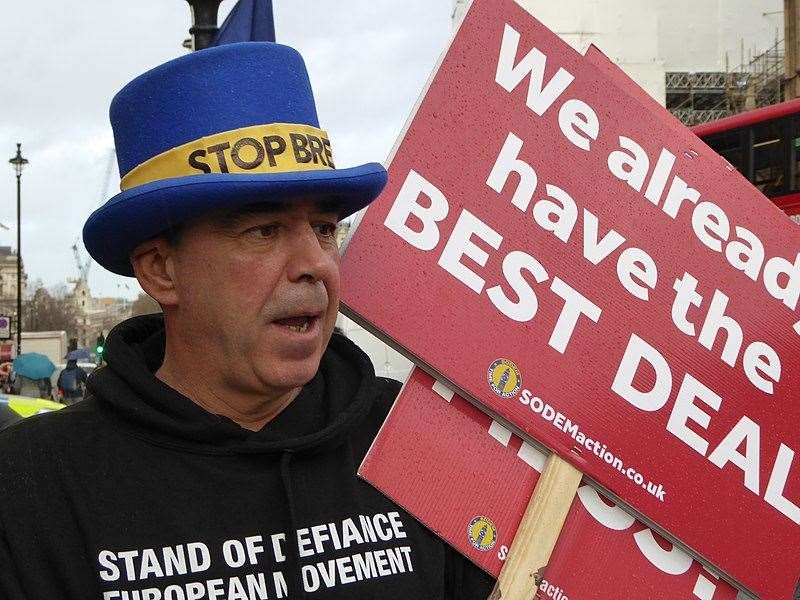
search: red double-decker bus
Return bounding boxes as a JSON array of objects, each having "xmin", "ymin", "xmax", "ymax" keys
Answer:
[{"xmin": 692, "ymin": 98, "xmax": 800, "ymax": 217}]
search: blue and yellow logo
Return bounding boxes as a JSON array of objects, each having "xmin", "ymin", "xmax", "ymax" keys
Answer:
[
  {"xmin": 467, "ymin": 516, "xmax": 497, "ymax": 551},
  {"xmin": 487, "ymin": 358, "xmax": 521, "ymax": 398}
]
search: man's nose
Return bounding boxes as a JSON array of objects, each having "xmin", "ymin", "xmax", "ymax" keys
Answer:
[{"xmin": 285, "ymin": 226, "xmax": 337, "ymax": 283}]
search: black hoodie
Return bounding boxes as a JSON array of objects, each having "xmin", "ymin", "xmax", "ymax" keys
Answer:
[{"xmin": 0, "ymin": 315, "xmax": 494, "ymax": 599}]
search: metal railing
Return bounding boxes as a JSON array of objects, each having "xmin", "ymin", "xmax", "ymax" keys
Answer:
[
  {"xmin": 669, "ymin": 108, "xmax": 733, "ymax": 126},
  {"xmin": 666, "ymin": 35, "xmax": 785, "ymax": 126}
]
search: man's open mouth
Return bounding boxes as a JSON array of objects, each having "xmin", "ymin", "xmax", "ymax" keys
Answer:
[{"xmin": 273, "ymin": 315, "xmax": 319, "ymax": 333}]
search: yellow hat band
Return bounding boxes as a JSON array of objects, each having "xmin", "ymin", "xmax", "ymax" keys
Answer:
[{"xmin": 120, "ymin": 123, "xmax": 335, "ymax": 191}]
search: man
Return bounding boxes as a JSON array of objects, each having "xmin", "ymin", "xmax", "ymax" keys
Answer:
[
  {"xmin": 57, "ymin": 358, "xmax": 89, "ymax": 404},
  {"xmin": 0, "ymin": 42, "xmax": 494, "ymax": 598}
]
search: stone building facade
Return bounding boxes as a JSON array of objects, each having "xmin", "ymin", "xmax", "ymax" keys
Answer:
[
  {"xmin": 0, "ymin": 246, "xmax": 27, "ymax": 335},
  {"xmin": 72, "ymin": 279, "xmax": 132, "ymax": 350}
]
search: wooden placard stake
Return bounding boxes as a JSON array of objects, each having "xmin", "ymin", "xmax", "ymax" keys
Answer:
[{"xmin": 488, "ymin": 454, "xmax": 583, "ymax": 600}]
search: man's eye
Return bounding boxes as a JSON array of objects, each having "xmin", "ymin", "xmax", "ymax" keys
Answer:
[
  {"xmin": 315, "ymin": 223, "xmax": 338, "ymax": 238},
  {"xmin": 249, "ymin": 224, "xmax": 278, "ymax": 238}
]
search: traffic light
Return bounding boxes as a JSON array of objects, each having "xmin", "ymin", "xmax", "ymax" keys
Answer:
[{"xmin": 96, "ymin": 334, "xmax": 106, "ymax": 362}]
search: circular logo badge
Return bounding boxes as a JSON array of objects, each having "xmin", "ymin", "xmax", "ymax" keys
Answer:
[
  {"xmin": 487, "ymin": 358, "xmax": 521, "ymax": 398},
  {"xmin": 467, "ymin": 516, "xmax": 497, "ymax": 551}
]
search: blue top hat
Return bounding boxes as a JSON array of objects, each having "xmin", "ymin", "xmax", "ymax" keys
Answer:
[{"xmin": 83, "ymin": 42, "xmax": 387, "ymax": 276}]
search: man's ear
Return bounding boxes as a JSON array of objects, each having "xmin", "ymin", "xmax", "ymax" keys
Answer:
[{"xmin": 131, "ymin": 237, "xmax": 180, "ymax": 308}]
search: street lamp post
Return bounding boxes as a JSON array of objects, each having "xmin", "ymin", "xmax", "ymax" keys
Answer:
[
  {"xmin": 8, "ymin": 143, "xmax": 27, "ymax": 358},
  {"xmin": 184, "ymin": 0, "xmax": 223, "ymax": 51}
]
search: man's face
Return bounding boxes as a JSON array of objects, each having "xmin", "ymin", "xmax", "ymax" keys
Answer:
[{"xmin": 167, "ymin": 200, "xmax": 342, "ymax": 397}]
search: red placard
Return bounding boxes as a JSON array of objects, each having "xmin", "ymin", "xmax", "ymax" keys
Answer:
[
  {"xmin": 341, "ymin": 0, "xmax": 800, "ymax": 596},
  {"xmin": 361, "ymin": 368, "xmax": 740, "ymax": 599}
]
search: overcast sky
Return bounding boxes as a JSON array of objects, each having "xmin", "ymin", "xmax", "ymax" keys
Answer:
[{"xmin": 1, "ymin": 1, "xmax": 454, "ymax": 299}]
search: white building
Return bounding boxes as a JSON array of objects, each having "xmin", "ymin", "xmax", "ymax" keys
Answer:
[
  {"xmin": 0, "ymin": 246, "xmax": 27, "ymax": 329},
  {"xmin": 71, "ymin": 279, "xmax": 132, "ymax": 349}
]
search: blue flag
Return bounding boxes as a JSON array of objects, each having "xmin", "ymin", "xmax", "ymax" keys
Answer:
[{"xmin": 212, "ymin": 0, "xmax": 275, "ymax": 45}]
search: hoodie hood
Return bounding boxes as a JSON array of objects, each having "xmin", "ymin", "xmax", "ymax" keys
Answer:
[{"xmin": 88, "ymin": 313, "xmax": 379, "ymax": 455}]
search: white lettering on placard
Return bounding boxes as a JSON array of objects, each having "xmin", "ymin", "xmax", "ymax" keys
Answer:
[
  {"xmin": 383, "ymin": 170, "xmax": 449, "ymax": 251},
  {"xmin": 666, "ymin": 375, "xmax": 721, "ymax": 456},
  {"xmin": 611, "ymin": 334, "xmax": 672, "ymax": 411},
  {"xmin": 533, "ymin": 184, "xmax": 579, "ymax": 243},
  {"xmin": 438, "ymin": 210, "xmax": 503, "ymax": 293},
  {"xmin": 763, "ymin": 253, "xmax": 800, "ymax": 311},
  {"xmin": 671, "ymin": 273, "xmax": 703, "ymax": 336},
  {"xmin": 633, "ymin": 529, "xmax": 693, "ymax": 576},
  {"xmin": 708, "ymin": 416, "xmax": 760, "ymax": 494},
  {"xmin": 643, "ymin": 148, "xmax": 676, "ymax": 206},
  {"xmin": 558, "ymin": 99, "xmax": 599, "ymax": 151},
  {"xmin": 668, "ymin": 273, "xmax": 782, "ymax": 394},
  {"xmin": 724, "ymin": 226, "xmax": 764, "ymax": 282},
  {"xmin": 486, "ymin": 132, "xmax": 538, "ymax": 211},
  {"xmin": 602, "ymin": 130, "xmax": 800, "ymax": 322},
  {"xmin": 548, "ymin": 278, "xmax": 601, "ymax": 353},
  {"xmin": 486, "ymin": 133, "xmax": 657, "ymax": 301},
  {"xmin": 661, "ymin": 174, "xmax": 701, "ymax": 219},
  {"xmin": 576, "ymin": 486, "xmax": 635, "ymax": 530},
  {"xmin": 742, "ymin": 341, "xmax": 781, "ymax": 395},
  {"xmin": 691, "ymin": 201, "xmax": 730, "ymax": 253},
  {"xmin": 697, "ymin": 290, "xmax": 742, "ymax": 368},
  {"xmin": 486, "ymin": 250, "xmax": 548, "ymax": 322},
  {"xmin": 765, "ymin": 444, "xmax": 800, "ymax": 524},
  {"xmin": 617, "ymin": 247, "xmax": 658, "ymax": 301},
  {"xmin": 581, "ymin": 209, "xmax": 626, "ymax": 265},
  {"xmin": 607, "ymin": 136, "xmax": 650, "ymax": 192},
  {"xmin": 610, "ymin": 333, "xmax": 799, "ymax": 524},
  {"xmin": 495, "ymin": 24, "xmax": 575, "ymax": 116}
]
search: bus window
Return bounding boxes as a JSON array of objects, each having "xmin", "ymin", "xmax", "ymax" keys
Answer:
[
  {"xmin": 793, "ymin": 117, "xmax": 800, "ymax": 193},
  {"xmin": 752, "ymin": 120, "xmax": 786, "ymax": 196},
  {"xmin": 705, "ymin": 130, "xmax": 743, "ymax": 173}
]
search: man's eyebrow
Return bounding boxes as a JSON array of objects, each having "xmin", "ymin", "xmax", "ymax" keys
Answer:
[
  {"xmin": 220, "ymin": 202, "xmax": 289, "ymax": 223},
  {"xmin": 313, "ymin": 198, "xmax": 342, "ymax": 216},
  {"xmin": 213, "ymin": 199, "xmax": 343, "ymax": 229}
]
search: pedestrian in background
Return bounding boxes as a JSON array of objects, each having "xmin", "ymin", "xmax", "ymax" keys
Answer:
[
  {"xmin": 10, "ymin": 372, "xmax": 49, "ymax": 399},
  {"xmin": 56, "ymin": 359, "xmax": 88, "ymax": 405}
]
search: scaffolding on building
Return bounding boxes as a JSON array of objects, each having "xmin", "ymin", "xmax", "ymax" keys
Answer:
[{"xmin": 666, "ymin": 34, "xmax": 785, "ymax": 126}]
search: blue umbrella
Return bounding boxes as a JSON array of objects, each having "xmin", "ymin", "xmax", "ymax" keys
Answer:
[
  {"xmin": 66, "ymin": 348, "xmax": 91, "ymax": 362},
  {"xmin": 13, "ymin": 353, "xmax": 56, "ymax": 380}
]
